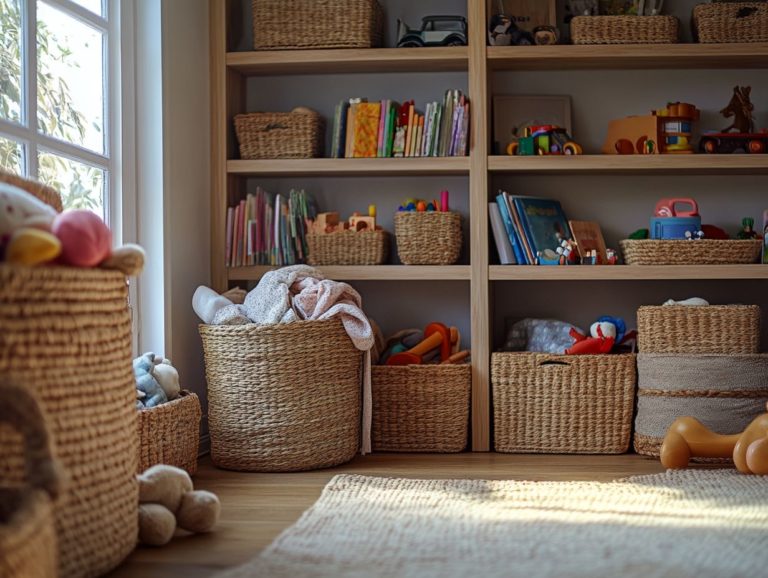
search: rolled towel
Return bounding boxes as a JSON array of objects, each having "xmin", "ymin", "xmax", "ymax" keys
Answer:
[{"xmin": 192, "ymin": 286, "xmax": 234, "ymax": 324}]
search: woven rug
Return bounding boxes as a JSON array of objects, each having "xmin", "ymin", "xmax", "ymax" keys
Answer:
[{"xmin": 220, "ymin": 470, "xmax": 768, "ymax": 578}]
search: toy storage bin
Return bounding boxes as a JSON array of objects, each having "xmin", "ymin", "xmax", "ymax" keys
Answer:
[
  {"xmin": 138, "ymin": 390, "xmax": 202, "ymax": 475},
  {"xmin": 637, "ymin": 305, "xmax": 760, "ymax": 355},
  {"xmin": 492, "ymin": 353, "xmax": 636, "ymax": 454},
  {"xmin": 634, "ymin": 354, "xmax": 768, "ymax": 457},
  {"xmin": 371, "ymin": 365, "xmax": 471, "ymax": 452},
  {"xmin": 570, "ymin": 15, "xmax": 679, "ymax": 44},
  {"xmin": 234, "ymin": 111, "xmax": 324, "ymax": 159},
  {"xmin": 252, "ymin": 0, "xmax": 384, "ymax": 50},
  {"xmin": 620, "ymin": 239, "xmax": 762, "ymax": 266},
  {"xmin": 693, "ymin": 2, "xmax": 768, "ymax": 43},
  {"xmin": 394, "ymin": 211, "xmax": 463, "ymax": 265},
  {"xmin": 200, "ymin": 318, "xmax": 362, "ymax": 472},
  {"xmin": 307, "ymin": 230, "xmax": 390, "ymax": 266}
]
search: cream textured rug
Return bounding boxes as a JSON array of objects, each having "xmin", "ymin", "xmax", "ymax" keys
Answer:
[{"xmin": 221, "ymin": 470, "xmax": 768, "ymax": 578}]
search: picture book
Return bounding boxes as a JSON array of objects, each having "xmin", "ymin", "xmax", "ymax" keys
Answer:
[
  {"xmin": 568, "ymin": 220, "xmax": 607, "ymax": 263},
  {"xmin": 512, "ymin": 197, "xmax": 572, "ymax": 257},
  {"xmin": 495, "ymin": 192, "xmax": 527, "ymax": 264},
  {"xmin": 489, "ymin": 202, "xmax": 516, "ymax": 265},
  {"xmin": 353, "ymin": 102, "xmax": 381, "ymax": 158}
]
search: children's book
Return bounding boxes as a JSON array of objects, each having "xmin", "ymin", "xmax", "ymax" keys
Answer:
[
  {"xmin": 377, "ymin": 100, "xmax": 388, "ymax": 157},
  {"xmin": 512, "ymin": 197, "xmax": 572, "ymax": 258},
  {"xmin": 763, "ymin": 209, "xmax": 768, "ymax": 264},
  {"xmin": 569, "ymin": 220, "xmax": 607, "ymax": 263},
  {"xmin": 353, "ymin": 102, "xmax": 381, "ymax": 158},
  {"xmin": 385, "ymin": 104, "xmax": 396, "ymax": 157},
  {"xmin": 404, "ymin": 103, "xmax": 415, "ymax": 157},
  {"xmin": 225, "ymin": 206, "xmax": 234, "ymax": 267},
  {"xmin": 496, "ymin": 192, "xmax": 527, "ymax": 265},
  {"xmin": 489, "ymin": 202, "xmax": 516, "ymax": 265},
  {"xmin": 336, "ymin": 100, "xmax": 350, "ymax": 158}
]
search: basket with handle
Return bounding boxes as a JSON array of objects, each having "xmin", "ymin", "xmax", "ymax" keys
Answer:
[
  {"xmin": 694, "ymin": 2, "xmax": 768, "ymax": 43},
  {"xmin": 234, "ymin": 111, "xmax": 324, "ymax": 159},
  {"xmin": 394, "ymin": 211, "xmax": 462, "ymax": 265},
  {"xmin": 570, "ymin": 15, "xmax": 679, "ymax": 44},
  {"xmin": 307, "ymin": 230, "xmax": 390, "ymax": 266}
]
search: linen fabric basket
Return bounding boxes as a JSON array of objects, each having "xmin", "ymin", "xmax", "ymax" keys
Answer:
[
  {"xmin": 620, "ymin": 239, "xmax": 762, "ymax": 265},
  {"xmin": 200, "ymin": 318, "xmax": 362, "ymax": 472},
  {"xmin": 634, "ymin": 354, "xmax": 768, "ymax": 456},
  {"xmin": 570, "ymin": 15, "xmax": 679, "ymax": 44},
  {"xmin": 234, "ymin": 111, "xmax": 324, "ymax": 159},
  {"xmin": 394, "ymin": 211, "xmax": 462, "ymax": 265},
  {"xmin": 693, "ymin": 2, "xmax": 768, "ymax": 43},
  {"xmin": 307, "ymin": 230, "xmax": 390, "ymax": 266},
  {"xmin": 371, "ymin": 364, "xmax": 471, "ymax": 452},
  {"xmin": 138, "ymin": 390, "xmax": 202, "ymax": 475},
  {"xmin": 252, "ymin": 0, "xmax": 384, "ymax": 50},
  {"xmin": 492, "ymin": 353, "xmax": 637, "ymax": 454}
]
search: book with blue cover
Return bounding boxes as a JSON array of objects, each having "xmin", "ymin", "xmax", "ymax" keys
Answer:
[
  {"xmin": 495, "ymin": 192, "xmax": 527, "ymax": 264},
  {"xmin": 511, "ymin": 197, "xmax": 572, "ymax": 258}
]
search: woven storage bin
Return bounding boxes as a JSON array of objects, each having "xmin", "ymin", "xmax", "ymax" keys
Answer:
[
  {"xmin": 571, "ymin": 15, "xmax": 678, "ymax": 44},
  {"xmin": 694, "ymin": 2, "xmax": 768, "ymax": 43},
  {"xmin": 252, "ymin": 0, "xmax": 384, "ymax": 50},
  {"xmin": 234, "ymin": 111, "xmax": 324, "ymax": 159},
  {"xmin": 138, "ymin": 390, "xmax": 202, "ymax": 475},
  {"xmin": 637, "ymin": 305, "xmax": 760, "ymax": 354},
  {"xmin": 307, "ymin": 230, "xmax": 390, "ymax": 266},
  {"xmin": 492, "ymin": 353, "xmax": 637, "ymax": 454},
  {"xmin": 371, "ymin": 365, "xmax": 471, "ymax": 453},
  {"xmin": 0, "ymin": 168, "xmax": 62, "ymax": 212},
  {"xmin": 634, "ymin": 354, "xmax": 768, "ymax": 457},
  {"xmin": 620, "ymin": 239, "xmax": 761, "ymax": 265},
  {"xmin": 394, "ymin": 212, "xmax": 462, "ymax": 265},
  {"xmin": 200, "ymin": 318, "xmax": 362, "ymax": 472}
]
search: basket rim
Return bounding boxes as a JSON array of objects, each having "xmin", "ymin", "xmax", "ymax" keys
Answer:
[
  {"xmin": 199, "ymin": 317, "xmax": 344, "ymax": 333},
  {"xmin": 138, "ymin": 389, "xmax": 199, "ymax": 412}
]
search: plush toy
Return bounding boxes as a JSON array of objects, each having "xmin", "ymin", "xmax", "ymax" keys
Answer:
[
  {"xmin": 138, "ymin": 465, "xmax": 221, "ymax": 546},
  {"xmin": 566, "ymin": 316, "xmax": 631, "ymax": 355},
  {"xmin": 134, "ymin": 352, "xmax": 181, "ymax": 408},
  {"xmin": 52, "ymin": 209, "xmax": 112, "ymax": 267},
  {"xmin": 0, "ymin": 182, "xmax": 59, "ymax": 265},
  {"xmin": 663, "ymin": 297, "xmax": 709, "ymax": 307}
]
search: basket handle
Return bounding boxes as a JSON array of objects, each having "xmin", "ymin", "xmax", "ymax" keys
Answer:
[{"xmin": 536, "ymin": 354, "xmax": 573, "ymax": 369}]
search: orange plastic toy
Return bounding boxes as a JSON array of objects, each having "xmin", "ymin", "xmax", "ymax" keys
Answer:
[{"xmin": 386, "ymin": 322, "xmax": 457, "ymax": 366}]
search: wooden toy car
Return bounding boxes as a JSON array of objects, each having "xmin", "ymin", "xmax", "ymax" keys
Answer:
[
  {"xmin": 396, "ymin": 16, "xmax": 468, "ymax": 48},
  {"xmin": 603, "ymin": 102, "xmax": 700, "ymax": 155},
  {"xmin": 506, "ymin": 125, "xmax": 583, "ymax": 156},
  {"xmin": 700, "ymin": 132, "xmax": 768, "ymax": 154}
]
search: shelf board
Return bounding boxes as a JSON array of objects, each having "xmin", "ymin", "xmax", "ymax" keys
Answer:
[
  {"xmin": 227, "ymin": 157, "xmax": 470, "ymax": 176},
  {"xmin": 229, "ymin": 265, "xmax": 472, "ymax": 282},
  {"xmin": 490, "ymin": 265, "xmax": 768, "ymax": 281},
  {"xmin": 227, "ymin": 47, "xmax": 468, "ymax": 75},
  {"xmin": 488, "ymin": 43, "xmax": 768, "ymax": 71}
]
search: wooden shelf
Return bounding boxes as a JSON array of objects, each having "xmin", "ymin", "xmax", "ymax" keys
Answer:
[
  {"xmin": 229, "ymin": 265, "xmax": 472, "ymax": 282},
  {"xmin": 227, "ymin": 157, "xmax": 471, "ymax": 176},
  {"xmin": 490, "ymin": 265, "xmax": 768, "ymax": 281},
  {"xmin": 488, "ymin": 43, "xmax": 768, "ymax": 71},
  {"xmin": 227, "ymin": 47, "xmax": 469, "ymax": 75}
]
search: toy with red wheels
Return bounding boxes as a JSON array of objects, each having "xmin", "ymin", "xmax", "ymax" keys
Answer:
[{"xmin": 700, "ymin": 132, "xmax": 768, "ymax": 154}]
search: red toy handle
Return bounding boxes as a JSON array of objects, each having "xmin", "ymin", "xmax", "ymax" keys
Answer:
[{"xmin": 654, "ymin": 198, "xmax": 699, "ymax": 218}]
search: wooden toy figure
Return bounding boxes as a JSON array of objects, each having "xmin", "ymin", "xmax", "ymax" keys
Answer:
[
  {"xmin": 737, "ymin": 217, "xmax": 760, "ymax": 240},
  {"xmin": 721, "ymin": 86, "xmax": 754, "ymax": 134},
  {"xmin": 700, "ymin": 87, "xmax": 768, "ymax": 154}
]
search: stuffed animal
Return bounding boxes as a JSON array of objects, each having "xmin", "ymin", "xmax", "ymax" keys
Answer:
[
  {"xmin": 134, "ymin": 352, "xmax": 181, "ymax": 408},
  {"xmin": 138, "ymin": 465, "xmax": 221, "ymax": 546}
]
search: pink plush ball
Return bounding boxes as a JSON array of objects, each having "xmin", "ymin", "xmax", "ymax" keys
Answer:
[{"xmin": 52, "ymin": 210, "xmax": 112, "ymax": 267}]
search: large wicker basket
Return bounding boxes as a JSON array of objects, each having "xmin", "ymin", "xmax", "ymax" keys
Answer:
[
  {"xmin": 252, "ymin": 0, "xmax": 384, "ymax": 50},
  {"xmin": 620, "ymin": 239, "xmax": 762, "ymax": 265},
  {"xmin": 694, "ymin": 2, "xmax": 768, "ymax": 43},
  {"xmin": 570, "ymin": 15, "xmax": 679, "ymax": 44},
  {"xmin": 200, "ymin": 318, "xmax": 362, "ymax": 472},
  {"xmin": 371, "ymin": 365, "xmax": 471, "ymax": 453},
  {"xmin": 394, "ymin": 212, "xmax": 462, "ymax": 265},
  {"xmin": 138, "ymin": 390, "xmax": 202, "ymax": 475},
  {"xmin": 492, "ymin": 353, "xmax": 637, "ymax": 454},
  {"xmin": 234, "ymin": 111, "xmax": 324, "ymax": 159},
  {"xmin": 307, "ymin": 230, "xmax": 389, "ymax": 266}
]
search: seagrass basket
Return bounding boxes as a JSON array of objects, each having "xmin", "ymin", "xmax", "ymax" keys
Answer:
[
  {"xmin": 252, "ymin": 0, "xmax": 384, "ymax": 50},
  {"xmin": 138, "ymin": 390, "xmax": 202, "ymax": 475},
  {"xmin": 394, "ymin": 212, "xmax": 462, "ymax": 265},
  {"xmin": 372, "ymin": 365, "xmax": 471, "ymax": 452},
  {"xmin": 200, "ymin": 318, "xmax": 362, "ymax": 472},
  {"xmin": 637, "ymin": 305, "xmax": 760, "ymax": 354},
  {"xmin": 570, "ymin": 15, "xmax": 679, "ymax": 44},
  {"xmin": 694, "ymin": 2, "xmax": 768, "ymax": 43},
  {"xmin": 620, "ymin": 239, "xmax": 762, "ymax": 265},
  {"xmin": 492, "ymin": 353, "xmax": 636, "ymax": 454},
  {"xmin": 234, "ymin": 111, "xmax": 324, "ymax": 159},
  {"xmin": 307, "ymin": 230, "xmax": 390, "ymax": 266}
]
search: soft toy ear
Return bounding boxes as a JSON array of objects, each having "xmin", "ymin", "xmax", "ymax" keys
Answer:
[
  {"xmin": 176, "ymin": 490, "xmax": 221, "ymax": 534},
  {"xmin": 101, "ymin": 243, "xmax": 145, "ymax": 276},
  {"xmin": 138, "ymin": 465, "xmax": 193, "ymax": 512},
  {"xmin": 152, "ymin": 363, "xmax": 180, "ymax": 400},
  {"xmin": 138, "ymin": 503, "xmax": 177, "ymax": 546}
]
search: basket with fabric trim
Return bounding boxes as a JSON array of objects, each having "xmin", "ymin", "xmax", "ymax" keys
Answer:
[
  {"xmin": 620, "ymin": 239, "xmax": 761, "ymax": 265},
  {"xmin": 307, "ymin": 230, "xmax": 390, "ymax": 266},
  {"xmin": 234, "ymin": 111, "xmax": 324, "ymax": 159},
  {"xmin": 694, "ymin": 2, "xmax": 768, "ymax": 43},
  {"xmin": 570, "ymin": 15, "xmax": 679, "ymax": 44},
  {"xmin": 394, "ymin": 211, "xmax": 462, "ymax": 265}
]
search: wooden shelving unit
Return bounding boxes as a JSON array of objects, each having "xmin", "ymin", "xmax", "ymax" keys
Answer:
[
  {"xmin": 490, "ymin": 265, "xmax": 768, "ymax": 281},
  {"xmin": 229, "ymin": 265, "xmax": 472, "ymax": 282},
  {"xmin": 227, "ymin": 157, "xmax": 470, "ymax": 176}
]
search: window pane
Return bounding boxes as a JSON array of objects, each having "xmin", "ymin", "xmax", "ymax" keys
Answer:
[
  {"xmin": 0, "ymin": 0, "xmax": 23, "ymax": 123},
  {"xmin": 0, "ymin": 135, "xmax": 24, "ymax": 174},
  {"xmin": 38, "ymin": 150, "xmax": 104, "ymax": 217},
  {"xmin": 37, "ymin": 2, "xmax": 104, "ymax": 154},
  {"xmin": 70, "ymin": 0, "xmax": 103, "ymax": 16}
]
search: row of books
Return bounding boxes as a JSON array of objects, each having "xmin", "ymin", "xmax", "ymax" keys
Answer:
[
  {"xmin": 226, "ymin": 188, "xmax": 315, "ymax": 268},
  {"xmin": 330, "ymin": 89, "xmax": 470, "ymax": 159}
]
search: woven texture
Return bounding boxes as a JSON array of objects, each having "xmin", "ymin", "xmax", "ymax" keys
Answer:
[
  {"xmin": 394, "ymin": 212, "xmax": 462, "ymax": 265},
  {"xmin": 138, "ymin": 390, "xmax": 201, "ymax": 475},
  {"xmin": 492, "ymin": 353, "xmax": 636, "ymax": 454},
  {"xmin": 634, "ymin": 353, "xmax": 768, "ymax": 457},
  {"xmin": 694, "ymin": 2, "xmax": 768, "ymax": 43},
  {"xmin": 371, "ymin": 365, "xmax": 470, "ymax": 453},
  {"xmin": 200, "ymin": 318, "xmax": 362, "ymax": 472},
  {"xmin": 234, "ymin": 111, "xmax": 324, "ymax": 159},
  {"xmin": 0, "ymin": 169, "xmax": 63, "ymax": 212},
  {"xmin": 218, "ymin": 470, "xmax": 768, "ymax": 578},
  {"xmin": 620, "ymin": 239, "xmax": 761, "ymax": 265},
  {"xmin": 637, "ymin": 305, "xmax": 760, "ymax": 354},
  {"xmin": 307, "ymin": 230, "xmax": 389, "ymax": 266},
  {"xmin": 571, "ymin": 15, "xmax": 678, "ymax": 44},
  {"xmin": 0, "ymin": 265, "xmax": 138, "ymax": 578},
  {"xmin": 252, "ymin": 0, "xmax": 384, "ymax": 50}
]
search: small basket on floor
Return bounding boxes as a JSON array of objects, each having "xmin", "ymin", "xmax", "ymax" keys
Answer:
[
  {"xmin": 234, "ymin": 111, "xmax": 324, "ymax": 159},
  {"xmin": 394, "ymin": 212, "xmax": 462, "ymax": 265},
  {"xmin": 620, "ymin": 239, "xmax": 762, "ymax": 266},
  {"xmin": 693, "ymin": 2, "xmax": 768, "ymax": 43},
  {"xmin": 570, "ymin": 15, "xmax": 679, "ymax": 44},
  {"xmin": 307, "ymin": 230, "xmax": 390, "ymax": 266}
]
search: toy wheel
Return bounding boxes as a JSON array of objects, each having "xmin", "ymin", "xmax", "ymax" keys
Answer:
[
  {"xmin": 506, "ymin": 142, "xmax": 519, "ymax": 156},
  {"xmin": 748, "ymin": 140, "xmax": 765, "ymax": 154},
  {"xmin": 563, "ymin": 142, "xmax": 582, "ymax": 155},
  {"xmin": 398, "ymin": 40, "xmax": 423, "ymax": 48},
  {"xmin": 443, "ymin": 36, "xmax": 465, "ymax": 46},
  {"xmin": 702, "ymin": 138, "xmax": 718, "ymax": 154}
]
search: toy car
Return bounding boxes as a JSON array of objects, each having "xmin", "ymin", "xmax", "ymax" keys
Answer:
[
  {"xmin": 396, "ymin": 15, "xmax": 468, "ymax": 48},
  {"xmin": 700, "ymin": 132, "xmax": 768, "ymax": 154},
  {"xmin": 506, "ymin": 125, "xmax": 583, "ymax": 156}
]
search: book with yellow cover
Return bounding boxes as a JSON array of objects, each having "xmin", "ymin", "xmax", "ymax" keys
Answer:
[{"xmin": 353, "ymin": 102, "xmax": 382, "ymax": 158}]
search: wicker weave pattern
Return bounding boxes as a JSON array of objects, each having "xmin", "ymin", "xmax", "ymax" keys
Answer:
[
  {"xmin": 394, "ymin": 212, "xmax": 462, "ymax": 265},
  {"xmin": 252, "ymin": 0, "xmax": 384, "ymax": 50},
  {"xmin": 694, "ymin": 2, "xmax": 768, "ymax": 43},
  {"xmin": 200, "ymin": 319, "xmax": 362, "ymax": 472},
  {"xmin": 620, "ymin": 239, "xmax": 761, "ymax": 265},
  {"xmin": 0, "ymin": 169, "xmax": 63, "ymax": 212},
  {"xmin": 138, "ymin": 391, "xmax": 202, "ymax": 475},
  {"xmin": 492, "ymin": 353, "xmax": 636, "ymax": 454},
  {"xmin": 571, "ymin": 15, "xmax": 678, "ymax": 44},
  {"xmin": 637, "ymin": 305, "xmax": 760, "ymax": 354},
  {"xmin": 371, "ymin": 365, "xmax": 470, "ymax": 453},
  {"xmin": 307, "ymin": 230, "xmax": 389, "ymax": 266},
  {"xmin": 234, "ymin": 112, "xmax": 324, "ymax": 159}
]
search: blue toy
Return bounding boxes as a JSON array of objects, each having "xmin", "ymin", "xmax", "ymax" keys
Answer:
[
  {"xmin": 651, "ymin": 198, "xmax": 702, "ymax": 240},
  {"xmin": 133, "ymin": 352, "xmax": 168, "ymax": 408}
]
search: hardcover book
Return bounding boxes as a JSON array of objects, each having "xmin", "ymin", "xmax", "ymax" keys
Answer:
[{"xmin": 512, "ymin": 196, "xmax": 572, "ymax": 258}]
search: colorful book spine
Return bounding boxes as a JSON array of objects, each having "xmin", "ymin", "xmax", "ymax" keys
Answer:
[
  {"xmin": 353, "ymin": 102, "xmax": 381, "ymax": 158},
  {"xmin": 496, "ymin": 193, "xmax": 526, "ymax": 265}
]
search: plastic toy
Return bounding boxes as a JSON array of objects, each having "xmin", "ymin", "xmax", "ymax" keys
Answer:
[
  {"xmin": 384, "ymin": 323, "xmax": 462, "ymax": 366},
  {"xmin": 535, "ymin": 239, "xmax": 579, "ymax": 266},
  {"xmin": 398, "ymin": 192, "xmax": 449, "ymax": 213},
  {"xmin": 565, "ymin": 315, "xmax": 631, "ymax": 355},
  {"xmin": 736, "ymin": 217, "xmax": 760, "ymax": 240},
  {"xmin": 604, "ymin": 102, "xmax": 700, "ymax": 155},
  {"xmin": 397, "ymin": 15, "xmax": 468, "ymax": 48},
  {"xmin": 488, "ymin": 13, "xmax": 534, "ymax": 46},
  {"xmin": 506, "ymin": 125, "xmax": 582, "ymax": 156},
  {"xmin": 650, "ymin": 198, "xmax": 701, "ymax": 240},
  {"xmin": 700, "ymin": 87, "xmax": 768, "ymax": 154}
]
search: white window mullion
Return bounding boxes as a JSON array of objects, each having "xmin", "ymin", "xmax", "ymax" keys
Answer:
[
  {"xmin": 40, "ymin": 0, "xmax": 108, "ymax": 32},
  {"xmin": 23, "ymin": 0, "xmax": 38, "ymax": 178}
]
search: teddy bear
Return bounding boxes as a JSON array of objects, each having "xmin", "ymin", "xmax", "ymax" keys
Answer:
[
  {"xmin": 138, "ymin": 465, "xmax": 221, "ymax": 546},
  {"xmin": 133, "ymin": 352, "xmax": 181, "ymax": 408}
]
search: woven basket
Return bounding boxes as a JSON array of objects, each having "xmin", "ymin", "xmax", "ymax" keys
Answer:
[
  {"xmin": 394, "ymin": 212, "xmax": 462, "ymax": 265},
  {"xmin": 252, "ymin": 0, "xmax": 384, "ymax": 50},
  {"xmin": 637, "ymin": 305, "xmax": 760, "ymax": 355},
  {"xmin": 694, "ymin": 2, "xmax": 768, "ymax": 43},
  {"xmin": 620, "ymin": 239, "xmax": 762, "ymax": 265},
  {"xmin": 634, "ymin": 354, "xmax": 768, "ymax": 457},
  {"xmin": 492, "ymin": 353, "xmax": 637, "ymax": 454},
  {"xmin": 307, "ymin": 230, "xmax": 389, "ymax": 266},
  {"xmin": 371, "ymin": 365, "xmax": 471, "ymax": 453},
  {"xmin": 138, "ymin": 390, "xmax": 202, "ymax": 475},
  {"xmin": 234, "ymin": 111, "xmax": 324, "ymax": 159},
  {"xmin": 0, "ymin": 169, "xmax": 62, "ymax": 212},
  {"xmin": 571, "ymin": 15, "xmax": 679, "ymax": 44},
  {"xmin": 200, "ymin": 318, "xmax": 362, "ymax": 472}
]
